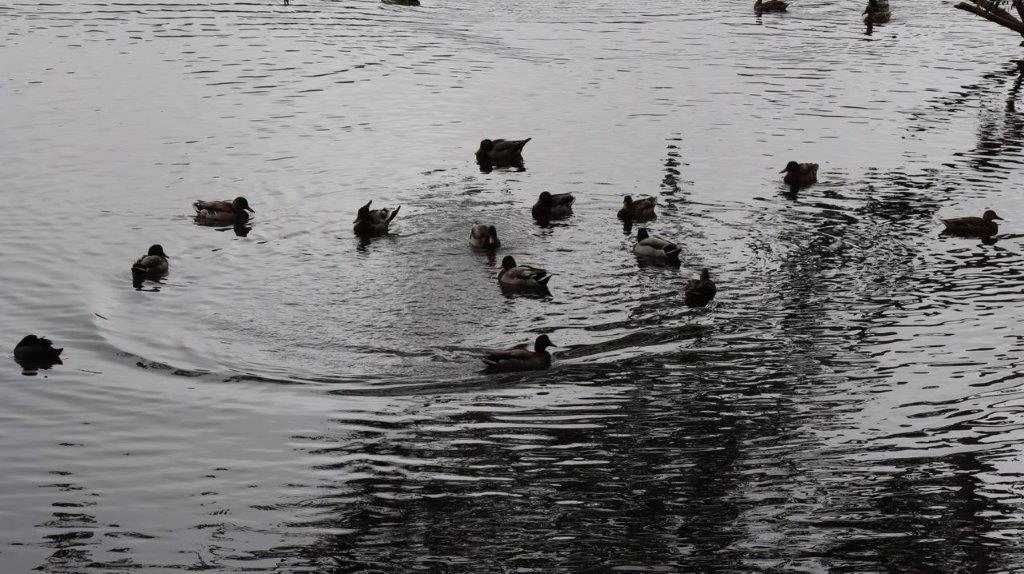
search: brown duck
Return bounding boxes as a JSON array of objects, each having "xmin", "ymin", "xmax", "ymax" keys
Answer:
[
  {"xmin": 353, "ymin": 200, "xmax": 400, "ymax": 236},
  {"xmin": 755, "ymin": 0, "xmax": 788, "ymax": 13},
  {"xmin": 684, "ymin": 269, "xmax": 717, "ymax": 308},
  {"xmin": 476, "ymin": 138, "xmax": 531, "ymax": 168},
  {"xmin": 942, "ymin": 210, "xmax": 1003, "ymax": 238},
  {"xmin": 532, "ymin": 192, "xmax": 575, "ymax": 221},
  {"xmin": 482, "ymin": 334, "xmax": 555, "ymax": 373},
  {"xmin": 617, "ymin": 195, "xmax": 657, "ymax": 220},
  {"xmin": 863, "ymin": 0, "xmax": 890, "ymax": 24},
  {"xmin": 194, "ymin": 197, "xmax": 254, "ymax": 224},
  {"xmin": 781, "ymin": 161, "xmax": 818, "ymax": 187}
]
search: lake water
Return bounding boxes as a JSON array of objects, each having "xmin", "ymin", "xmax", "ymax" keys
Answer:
[{"xmin": 3, "ymin": 0, "xmax": 1024, "ymax": 571}]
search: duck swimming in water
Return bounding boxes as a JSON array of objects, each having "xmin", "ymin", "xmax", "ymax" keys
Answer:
[
  {"xmin": 618, "ymin": 195, "xmax": 657, "ymax": 220},
  {"xmin": 131, "ymin": 244, "xmax": 169, "ymax": 278},
  {"xmin": 684, "ymin": 268, "xmax": 717, "ymax": 308},
  {"xmin": 781, "ymin": 161, "xmax": 818, "ymax": 187},
  {"xmin": 482, "ymin": 334, "xmax": 555, "ymax": 373},
  {"xmin": 194, "ymin": 197, "xmax": 254, "ymax": 224},
  {"xmin": 470, "ymin": 224, "xmax": 500, "ymax": 249},
  {"xmin": 14, "ymin": 335, "xmax": 63, "ymax": 368},
  {"xmin": 532, "ymin": 192, "xmax": 575, "ymax": 221},
  {"xmin": 942, "ymin": 210, "xmax": 1003, "ymax": 238},
  {"xmin": 498, "ymin": 255, "xmax": 551, "ymax": 291},
  {"xmin": 863, "ymin": 0, "xmax": 890, "ymax": 24},
  {"xmin": 353, "ymin": 200, "xmax": 400, "ymax": 236},
  {"xmin": 633, "ymin": 228, "xmax": 680, "ymax": 266},
  {"xmin": 755, "ymin": 0, "xmax": 788, "ymax": 13},
  {"xmin": 476, "ymin": 138, "xmax": 531, "ymax": 169}
]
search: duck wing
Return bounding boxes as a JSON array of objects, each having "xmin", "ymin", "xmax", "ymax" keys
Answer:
[
  {"xmin": 194, "ymin": 200, "xmax": 232, "ymax": 214},
  {"xmin": 492, "ymin": 138, "xmax": 531, "ymax": 153},
  {"xmin": 483, "ymin": 344, "xmax": 534, "ymax": 364},
  {"xmin": 552, "ymin": 193, "xmax": 575, "ymax": 207},
  {"xmin": 639, "ymin": 236, "xmax": 680, "ymax": 255},
  {"xmin": 508, "ymin": 265, "xmax": 550, "ymax": 284}
]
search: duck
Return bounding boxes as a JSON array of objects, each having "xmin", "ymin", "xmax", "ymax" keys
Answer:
[
  {"xmin": 353, "ymin": 200, "xmax": 400, "ymax": 236},
  {"xmin": 863, "ymin": 0, "xmax": 890, "ymax": 24},
  {"xmin": 532, "ymin": 191, "xmax": 575, "ymax": 221},
  {"xmin": 498, "ymin": 255, "xmax": 551, "ymax": 291},
  {"xmin": 684, "ymin": 268, "xmax": 717, "ymax": 308},
  {"xmin": 131, "ymin": 244, "xmax": 170, "ymax": 277},
  {"xmin": 781, "ymin": 161, "xmax": 818, "ymax": 187},
  {"xmin": 482, "ymin": 334, "xmax": 555, "ymax": 373},
  {"xmin": 633, "ymin": 228, "xmax": 680, "ymax": 265},
  {"xmin": 941, "ymin": 210, "xmax": 1003, "ymax": 238},
  {"xmin": 618, "ymin": 195, "xmax": 657, "ymax": 220},
  {"xmin": 14, "ymin": 335, "xmax": 63, "ymax": 367},
  {"xmin": 476, "ymin": 138, "xmax": 531, "ymax": 168},
  {"xmin": 194, "ymin": 197, "xmax": 254, "ymax": 224},
  {"xmin": 470, "ymin": 224, "xmax": 500, "ymax": 249},
  {"xmin": 755, "ymin": 0, "xmax": 788, "ymax": 13}
]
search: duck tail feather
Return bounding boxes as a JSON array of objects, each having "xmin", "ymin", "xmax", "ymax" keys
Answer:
[{"xmin": 514, "ymin": 138, "xmax": 531, "ymax": 150}]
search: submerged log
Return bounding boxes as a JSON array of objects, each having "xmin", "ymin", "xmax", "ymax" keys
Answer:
[{"xmin": 955, "ymin": 1, "xmax": 1024, "ymax": 36}]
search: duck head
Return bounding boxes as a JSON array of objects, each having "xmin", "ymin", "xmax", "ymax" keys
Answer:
[
  {"xmin": 864, "ymin": 0, "xmax": 877, "ymax": 13},
  {"xmin": 636, "ymin": 227, "xmax": 650, "ymax": 241},
  {"xmin": 534, "ymin": 334, "xmax": 555, "ymax": 352},
  {"xmin": 983, "ymin": 210, "xmax": 1004, "ymax": 221},
  {"xmin": 487, "ymin": 225, "xmax": 499, "ymax": 246},
  {"xmin": 501, "ymin": 255, "xmax": 517, "ymax": 270},
  {"xmin": 479, "ymin": 139, "xmax": 494, "ymax": 153},
  {"xmin": 232, "ymin": 196, "xmax": 255, "ymax": 214},
  {"xmin": 148, "ymin": 244, "xmax": 169, "ymax": 258},
  {"xmin": 623, "ymin": 195, "xmax": 634, "ymax": 207},
  {"xmin": 780, "ymin": 161, "xmax": 800, "ymax": 174},
  {"xmin": 700, "ymin": 268, "xmax": 712, "ymax": 281},
  {"xmin": 537, "ymin": 191, "xmax": 553, "ymax": 206}
]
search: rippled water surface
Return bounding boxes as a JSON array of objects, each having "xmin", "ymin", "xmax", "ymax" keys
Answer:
[{"xmin": 3, "ymin": 0, "xmax": 1024, "ymax": 571}]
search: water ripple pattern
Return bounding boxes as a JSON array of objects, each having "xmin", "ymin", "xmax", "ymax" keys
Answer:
[{"xmin": 2, "ymin": 0, "xmax": 1024, "ymax": 571}]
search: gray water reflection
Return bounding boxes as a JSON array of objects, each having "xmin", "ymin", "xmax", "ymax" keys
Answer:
[{"xmin": 3, "ymin": 0, "xmax": 1024, "ymax": 572}]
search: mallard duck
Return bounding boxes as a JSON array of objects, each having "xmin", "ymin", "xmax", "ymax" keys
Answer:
[
  {"xmin": 353, "ymin": 200, "xmax": 400, "ymax": 236},
  {"xmin": 482, "ymin": 334, "xmax": 555, "ymax": 373},
  {"xmin": 14, "ymin": 335, "xmax": 63, "ymax": 367},
  {"xmin": 498, "ymin": 255, "xmax": 551, "ymax": 290},
  {"xmin": 194, "ymin": 197, "xmax": 254, "ymax": 223},
  {"xmin": 476, "ymin": 138, "xmax": 531, "ymax": 167},
  {"xmin": 755, "ymin": 0, "xmax": 788, "ymax": 13},
  {"xmin": 633, "ymin": 228, "xmax": 680, "ymax": 265},
  {"xmin": 942, "ymin": 210, "xmax": 1003, "ymax": 238},
  {"xmin": 131, "ymin": 244, "xmax": 169, "ymax": 277},
  {"xmin": 863, "ymin": 0, "xmax": 890, "ymax": 23},
  {"xmin": 470, "ymin": 224, "xmax": 500, "ymax": 249},
  {"xmin": 781, "ymin": 161, "xmax": 818, "ymax": 187},
  {"xmin": 532, "ymin": 192, "xmax": 575, "ymax": 221},
  {"xmin": 618, "ymin": 195, "xmax": 657, "ymax": 220},
  {"xmin": 684, "ymin": 268, "xmax": 717, "ymax": 308}
]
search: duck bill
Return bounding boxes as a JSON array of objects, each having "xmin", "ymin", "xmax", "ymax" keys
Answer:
[{"xmin": 245, "ymin": 207, "xmax": 255, "ymax": 213}]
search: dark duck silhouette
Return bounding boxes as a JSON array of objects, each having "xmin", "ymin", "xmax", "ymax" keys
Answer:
[
  {"xmin": 684, "ymin": 268, "xmax": 717, "ymax": 308},
  {"xmin": 482, "ymin": 334, "xmax": 556, "ymax": 373},
  {"xmin": 353, "ymin": 200, "xmax": 400, "ymax": 236},
  {"xmin": 942, "ymin": 210, "xmax": 1003, "ymax": 238},
  {"xmin": 531, "ymin": 191, "xmax": 575, "ymax": 222},
  {"xmin": 14, "ymin": 335, "xmax": 64, "ymax": 369}
]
